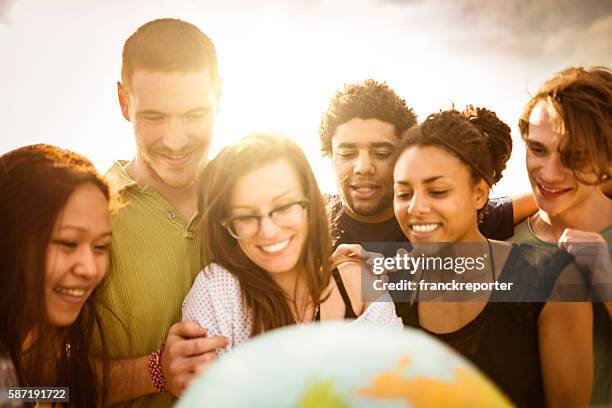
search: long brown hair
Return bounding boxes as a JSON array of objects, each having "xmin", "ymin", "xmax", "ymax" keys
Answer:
[
  {"xmin": 198, "ymin": 133, "xmax": 332, "ymax": 335},
  {"xmin": 0, "ymin": 144, "xmax": 110, "ymax": 407},
  {"xmin": 518, "ymin": 66, "xmax": 612, "ymax": 184}
]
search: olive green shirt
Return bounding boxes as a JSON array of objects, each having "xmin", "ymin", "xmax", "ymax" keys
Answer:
[
  {"xmin": 100, "ymin": 161, "xmax": 203, "ymax": 408},
  {"xmin": 510, "ymin": 218, "xmax": 612, "ymax": 407}
]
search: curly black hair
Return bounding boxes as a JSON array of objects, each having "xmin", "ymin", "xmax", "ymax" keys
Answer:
[{"xmin": 319, "ymin": 79, "xmax": 417, "ymax": 156}]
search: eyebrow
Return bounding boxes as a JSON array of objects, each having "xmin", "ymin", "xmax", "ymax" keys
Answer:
[
  {"xmin": 230, "ymin": 191, "xmax": 295, "ymax": 210},
  {"xmin": 336, "ymin": 142, "xmax": 395, "ymax": 149},
  {"xmin": 182, "ymin": 107, "xmax": 211, "ymax": 116},
  {"xmin": 525, "ymin": 139, "xmax": 547, "ymax": 148},
  {"xmin": 136, "ymin": 107, "xmax": 212, "ymax": 117},
  {"xmin": 60, "ymin": 225, "xmax": 112, "ymax": 234},
  {"xmin": 136, "ymin": 110, "xmax": 164, "ymax": 117},
  {"xmin": 395, "ymin": 176, "xmax": 445, "ymax": 186}
]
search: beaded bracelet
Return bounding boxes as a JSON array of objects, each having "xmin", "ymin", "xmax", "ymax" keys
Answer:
[{"xmin": 148, "ymin": 343, "xmax": 169, "ymax": 393}]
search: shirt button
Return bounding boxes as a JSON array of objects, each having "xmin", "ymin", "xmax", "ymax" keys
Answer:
[{"xmin": 168, "ymin": 211, "xmax": 177, "ymax": 220}]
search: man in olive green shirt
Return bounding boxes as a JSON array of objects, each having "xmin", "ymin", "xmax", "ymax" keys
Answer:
[{"xmin": 100, "ymin": 19, "xmax": 227, "ymax": 407}]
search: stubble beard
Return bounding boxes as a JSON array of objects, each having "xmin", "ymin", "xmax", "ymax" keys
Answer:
[
  {"xmin": 140, "ymin": 148, "xmax": 204, "ymax": 190},
  {"xmin": 342, "ymin": 188, "xmax": 394, "ymax": 217}
]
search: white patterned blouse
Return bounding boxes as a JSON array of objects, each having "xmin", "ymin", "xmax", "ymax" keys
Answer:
[{"xmin": 182, "ymin": 263, "xmax": 402, "ymax": 354}]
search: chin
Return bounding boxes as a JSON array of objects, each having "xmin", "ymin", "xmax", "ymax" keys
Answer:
[
  {"xmin": 535, "ymin": 199, "xmax": 565, "ymax": 216},
  {"xmin": 47, "ymin": 313, "xmax": 80, "ymax": 327},
  {"xmin": 259, "ymin": 255, "xmax": 301, "ymax": 275},
  {"xmin": 263, "ymin": 261, "xmax": 300, "ymax": 275}
]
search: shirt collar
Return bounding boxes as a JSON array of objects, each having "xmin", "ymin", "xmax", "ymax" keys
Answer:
[{"xmin": 105, "ymin": 160, "xmax": 137, "ymax": 195}]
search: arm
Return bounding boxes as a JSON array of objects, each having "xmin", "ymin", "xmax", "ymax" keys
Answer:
[
  {"xmin": 538, "ymin": 300, "xmax": 593, "ymax": 407},
  {"xmin": 510, "ymin": 192, "xmax": 538, "ymax": 225},
  {"xmin": 559, "ymin": 228, "xmax": 612, "ymax": 320},
  {"xmin": 182, "ymin": 264, "xmax": 249, "ymax": 354},
  {"xmin": 337, "ymin": 261, "xmax": 368, "ymax": 314},
  {"xmin": 101, "ymin": 322, "xmax": 227, "ymax": 405},
  {"xmin": 102, "ymin": 355, "xmax": 153, "ymax": 405},
  {"xmin": 480, "ymin": 194, "xmax": 537, "ymax": 240}
]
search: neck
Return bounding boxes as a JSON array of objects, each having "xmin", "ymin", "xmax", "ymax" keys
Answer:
[
  {"xmin": 452, "ymin": 221, "xmax": 488, "ymax": 244},
  {"xmin": 126, "ymin": 158, "xmax": 197, "ymax": 221},
  {"xmin": 343, "ymin": 204, "xmax": 395, "ymax": 224},
  {"xmin": 534, "ymin": 190, "xmax": 611, "ymax": 241},
  {"xmin": 23, "ymin": 326, "xmax": 63, "ymax": 384},
  {"xmin": 269, "ymin": 268, "xmax": 311, "ymax": 320}
]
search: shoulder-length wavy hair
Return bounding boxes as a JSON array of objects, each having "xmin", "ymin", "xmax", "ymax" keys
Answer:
[
  {"xmin": 518, "ymin": 66, "xmax": 612, "ymax": 184},
  {"xmin": 198, "ymin": 133, "xmax": 332, "ymax": 335},
  {"xmin": 0, "ymin": 144, "xmax": 110, "ymax": 407}
]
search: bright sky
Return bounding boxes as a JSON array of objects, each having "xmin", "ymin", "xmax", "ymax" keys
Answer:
[{"xmin": 1, "ymin": 0, "xmax": 611, "ymax": 196}]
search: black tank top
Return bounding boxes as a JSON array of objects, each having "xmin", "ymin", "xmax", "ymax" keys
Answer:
[
  {"xmin": 396, "ymin": 244, "xmax": 573, "ymax": 408},
  {"xmin": 314, "ymin": 268, "xmax": 358, "ymax": 321}
]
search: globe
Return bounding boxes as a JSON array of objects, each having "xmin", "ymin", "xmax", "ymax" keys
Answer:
[{"xmin": 177, "ymin": 321, "xmax": 512, "ymax": 407}]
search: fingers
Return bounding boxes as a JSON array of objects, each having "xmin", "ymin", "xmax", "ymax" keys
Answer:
[
  {"xmin": 165, "ymin": 348, "xmax": 221, "ymax": 395},
  {"xmin": 162, "ymin": 321, "xmax": 228, "ymax": 396},
  {"xmin": 330, "ymin": 244, "xmax": 363, "ymax": 267},
  {"xmin": 168, "ymin": 320, "xmax": 208, "ymax": 339},
  {"xmin": 169, "ymin": 350, "xmax": 218, "ymax": 374},
  {"xmin": 559, "ymin": 228, "xmax": 606, "ymax": 245},
  {"xmin": 173, "ymin": 336, "xmax": 229, "ymax": 357}
]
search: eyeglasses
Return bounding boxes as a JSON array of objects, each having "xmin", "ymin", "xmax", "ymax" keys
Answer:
[{"xmin": 221, "ymin": 199, "xmax": 309, "ymax": 240}]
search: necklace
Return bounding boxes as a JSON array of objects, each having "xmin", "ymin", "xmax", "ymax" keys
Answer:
[
  {"xmin": 296, "ymin": 303, "xmax": 320, "ymax": 325},
  {"xmin": 414, "ymin": 239, "xmax": 496, "ymax": 302},
  {"xmin": 487, "ymin": 239, "xmax": 496, "ymax": 281}
]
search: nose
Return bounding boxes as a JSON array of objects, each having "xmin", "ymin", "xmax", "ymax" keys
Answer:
[
  {"xmin": 163, "ymin": 117, "xmax": 189, "ymax": 151},
  {"xmin": 539, "ymin": 154, "xmax": 567, "ymax": 184},
  {"xmin": 258, "ymin": 215, "xmax": 282, "ymax": 239},
  {"xmin": 72, "ymin": 247, "xmax": 102, "ymax": 280},
  {"xmin": 353, "ymin": 151, "xmax": 374, "ymax": 175},
  {"xmin": 407, "ymin": 191, "xmax": 430, "ymax": 216}
]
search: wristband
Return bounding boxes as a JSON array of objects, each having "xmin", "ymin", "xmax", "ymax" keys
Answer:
[{"xmin": 148, "ymin": 343, "xmax": 169, "ymax": 393}]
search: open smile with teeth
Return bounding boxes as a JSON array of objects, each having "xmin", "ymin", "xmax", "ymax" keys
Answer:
[
  {"xmin": 259, "ymin": 238, "xmax": 291, "ymax": 254},
  {"xmin": 539, "ymin": 184, "xmax": 571, "ymax": 194},
  {"xmin": 161, "ymin": 152, "xmax": 193, "ymax": 162},
  {"xmin": 410, "ymin": 223, "xmax": 441, "ymax": 233},
  {"xmin": 351, "ymin": 185, "xmax": 378, "ymax": 192},
  {"xmin": 54, "ymin": 287, "xmax": 86, "ymax": 297}
]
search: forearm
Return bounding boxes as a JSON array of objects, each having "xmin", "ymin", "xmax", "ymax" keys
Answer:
[
  {"xmin": 539, "ymin": 301, "xmax": 593, "ymax": 407},
  {"xmin": 511, "ymin": 192, "xmax": 538, "ymax": 224},
  {"xmin": 97, "ymin": 355, "xmax": 155, "ymax": 406}
]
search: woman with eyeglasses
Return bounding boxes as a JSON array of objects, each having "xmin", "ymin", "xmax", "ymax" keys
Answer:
[{"xmin": 182, "ymin": 133, "xmax": 401, "ymax": 353}]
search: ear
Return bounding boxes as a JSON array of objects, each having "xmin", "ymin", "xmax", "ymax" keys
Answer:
[
  {"xmin": 117, "ymin": 81, "xmax": 131, "ymax": 122},
  {"xmin": 473, "ymin": 178, "xmax": 490, "ymax": 211}
]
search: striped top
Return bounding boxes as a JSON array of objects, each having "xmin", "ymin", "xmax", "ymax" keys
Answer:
[{"xmin": 99, "ymin": 161, "xmax": 204, "ymax": 408}]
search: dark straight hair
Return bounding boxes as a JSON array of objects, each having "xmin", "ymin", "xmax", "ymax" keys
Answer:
[{"xmin": 0, "ymin": 144, "xmax": 110, "ymax": 407}]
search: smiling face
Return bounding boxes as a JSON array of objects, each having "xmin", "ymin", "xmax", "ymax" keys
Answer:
[
  {"xmin": 393, "ymin": 146, "xmax": 488, "ymax": 243},
  {"xmin": 45, "ymin": 183, "xmax": 111, "ymax": 327},
  {"xmin": 331, "ymin": 118, "xmax": 398, "ymax": 223},
  {"xmin": 120, "ymin": 69, "xmax": 218, "ymax": 189},
  {"xmin": 228, "ymin": 158, "xmax": 308, "ymax": 275},
  {"xmin": 526, "ymin": 100, "xmax": 600, "ymax": 217}
]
